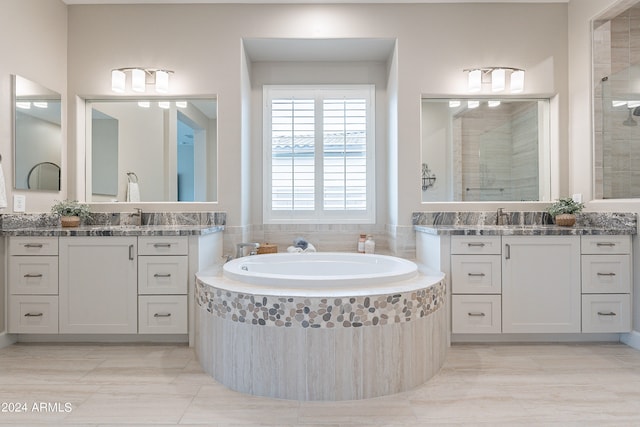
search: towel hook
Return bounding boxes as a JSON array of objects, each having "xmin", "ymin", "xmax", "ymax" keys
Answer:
[{"xmin": 126, "ymin": 172, "xmax": 138, "ymax": 183}]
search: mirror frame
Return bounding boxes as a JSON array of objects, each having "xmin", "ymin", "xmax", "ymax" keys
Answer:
[
  {"xmin": 12, "ymin": 74, "xmax": 62, "ymax": 192},
  {"xmin": 420, "ymin": 96, "xmax": 554, "ymax": 203},
  {"xmin": 83, "ymin": 97, "xmax": 218, "ymax": 204}
]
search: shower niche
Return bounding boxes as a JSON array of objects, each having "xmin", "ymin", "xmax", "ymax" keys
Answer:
[{"xmin": 593, "ymin": 1, "xmax": 640, "ymax": 199}]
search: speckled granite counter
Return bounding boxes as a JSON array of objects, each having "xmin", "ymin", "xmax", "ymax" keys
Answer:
[
  {"xmin": 1, "ymin": 224, "xmax": 224, "ymax": 237},
  {"xmin": 413, "ymin": 211, "xmax": 637, "ymax": 236},
  {"xmin": 0, "ymin": 211, "xmax": 226, "ymax": 236}
]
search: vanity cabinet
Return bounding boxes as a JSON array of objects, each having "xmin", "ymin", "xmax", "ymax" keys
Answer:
[
  {"xmin": 451, "ymin": 236, "xmax": 502, "ymax": 334},
  {"xmin": 8, "ymin": 237, "xmax": 59, "ymax": 334},
  {"xmin": 59, "ymin": 237, "xmax": 138, "ymax": 334},
  {"xmin": 581, "ymin": 235, "xmax": 632, "ymax": 333},
  {"xmin": 138, "ymin": 236, "xmax": 188, "ymax": 334},
  {"xmin": 502, "ymin": 236, "xmax": 581, "ymax": 333}
]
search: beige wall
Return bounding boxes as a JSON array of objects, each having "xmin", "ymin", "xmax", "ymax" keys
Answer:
[
  {"xmin": 64, "ymin": 2, "xmax": 568, "ymax": 228},
  {"xmin": 0, "ymin": 0, "xmax": 67, "ymax": 213}
]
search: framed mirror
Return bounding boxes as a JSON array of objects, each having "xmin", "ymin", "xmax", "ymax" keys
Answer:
[
  {"xmin": 13, "ymin": 75, "xmax": 62, "ymax": 191},
  {"xmin": 421, "ymin": 98, "xmax": 551, "ymax": 202},
  {"xmin": 85, "ymin": 98, "xmax": 217, "ymax": 203}
]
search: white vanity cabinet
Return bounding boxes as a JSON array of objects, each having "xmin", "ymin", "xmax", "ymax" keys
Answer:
[
  {"xmin": 502, "ymin": 236, "xmax": 581, "ymax": 333},
  {"xmin": 8, "ymin": 237, "xmax": 59, "ymax": 334},
  {"xmin": 451, "ymin": 236, "xmax": 502, "ymax": 334},
  {"xmin": 581, "ymin": 235, "xmax": 632, "ymax": 333},
  {"xmin": 138, "ymin": 236, "xmax": 188, "ymax": 334},
  {"xmin": 59, "ymin": 237, "xmax": 138, "ymax": 334}
]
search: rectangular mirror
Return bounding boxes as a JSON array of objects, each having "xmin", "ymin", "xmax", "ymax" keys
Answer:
[
  {"xmin": 421, "ymin": 98, "xmax": 551, "ymax": 202},
  {"xmin": 13, "ymin": 75, "xmax": 62, "ymax": 191},
  {"xmin": 85, "ymin": 99, "xmax": 217, "ymax": 202}
]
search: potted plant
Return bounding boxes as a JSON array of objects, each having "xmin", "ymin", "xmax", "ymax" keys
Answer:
[
  {"xmin": 51, "ymin": 200, "xmax": 92, "ymax": 227},
  {"xmin": 546, "ymin": 197, "xmax": 585, "ymax": 227}
]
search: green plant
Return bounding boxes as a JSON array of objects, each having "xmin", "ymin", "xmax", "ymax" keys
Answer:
[
  {"xmin": 546, "ymin": 197, "xmax": 585, "ymax": 217},
  {"xmin": 51, "ymin": 200, "xmax": 92, "ymax": 220}
]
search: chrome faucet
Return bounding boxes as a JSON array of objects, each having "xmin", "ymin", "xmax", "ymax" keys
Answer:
[
  {"xmin": 496, "ymin": 208, "xmax": 510, "ymax": 226},
  {"xmin": 236, "ymin": 242, "xmax": 260, "ymax": 258}
]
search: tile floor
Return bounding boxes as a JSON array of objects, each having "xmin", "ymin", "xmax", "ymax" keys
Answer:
[{"xmin": 0, "ymin": 342, "xmax": 639, "ymax": 426}]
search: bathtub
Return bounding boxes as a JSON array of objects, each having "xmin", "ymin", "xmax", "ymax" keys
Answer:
[
  {"xmin": 222, "ymin": 252, "xmax": 419, "ymax": 295},
  {"xmin": 196, "ymin": 252, "xmax": 447, "ymax": 401}
]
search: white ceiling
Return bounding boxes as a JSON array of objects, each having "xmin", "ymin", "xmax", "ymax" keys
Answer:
[{"xmin": 62, "ymin": 0, "xmax": 569, "ymax": 4}]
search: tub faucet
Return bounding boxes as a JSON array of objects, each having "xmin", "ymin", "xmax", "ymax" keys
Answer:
[
  {"xmin": 496, "ymin": 208, "xmax": 510, "ymax": 226},
  {"xmin": 236, "ymin": 242, "xmax": 260, "ymax": 258}
]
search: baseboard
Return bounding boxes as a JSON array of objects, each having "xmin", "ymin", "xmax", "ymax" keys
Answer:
[
  {"xmin": 621, "ymin": 330, "xmax": 640, "ymax": 350},
  {"xmin": 0, "ymin": 332, "xmax": 17, "ymax": 349},
  {"xmin": 15, "ymin": 334, "xmax": 189, "ymax": 344}
]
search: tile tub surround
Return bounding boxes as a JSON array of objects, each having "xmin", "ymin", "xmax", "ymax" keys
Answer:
[
  {"xmin": 195, "ymin": 276, "xmax": 447, "ymax": 400},
  {"xmin": 413, "ymin": 211, "xmax": 637, "ymax": 235}
]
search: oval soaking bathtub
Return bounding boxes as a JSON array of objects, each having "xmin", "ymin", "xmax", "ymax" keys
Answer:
[{"xmin": 196, "ymin": 252, "xmax": 446, "ymax": 401}]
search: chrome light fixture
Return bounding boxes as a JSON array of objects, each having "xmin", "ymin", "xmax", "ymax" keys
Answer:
[
  {"xmin": 422, "ymin": 163, "xmax": 436, "ymax": 191},
  {"xmin": 111, "ymin": 67, "xmax": 174, "ymax": 93},
  {"xmin": 464, "ymin": 67, "xmax": 525, "ymax": 93}
]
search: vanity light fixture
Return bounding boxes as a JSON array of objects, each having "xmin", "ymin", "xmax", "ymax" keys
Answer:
[
  {"xmin": 111, "ymin": 67, "xmax": 174, "ymax": 93},
  {"xmin": 612, "ymin": 100, "xmax": 628, "ymax": 107},
  {"xmin": 464, "ymin": 67, "xmax": 525, "ymax": 93},
  {"xmin": 422, "ymin": 163, "xmax": 437, "ymax": 191},
  {"xmin": 627, "ymin": 100, "xmax": 640, "ymax": 108}
]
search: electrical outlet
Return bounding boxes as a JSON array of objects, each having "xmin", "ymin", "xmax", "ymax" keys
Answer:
[
  {"xmin": 13, "ymin": 195, "xmax": 26, "ymax": 212},
  {"xmin": 572, "ymin": 193, "xmax": 582, "ymax": 203}
]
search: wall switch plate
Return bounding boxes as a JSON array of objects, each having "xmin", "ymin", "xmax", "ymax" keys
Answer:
[
  {"xmin": 13, "ymin": 195, "xmax": 26, "ymax": 212},
  {"xmin": 572, "ymin": 193, "xmax": 582, "ymax": 203}
]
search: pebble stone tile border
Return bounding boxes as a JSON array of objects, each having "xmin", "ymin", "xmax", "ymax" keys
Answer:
[{"xmin": 196, "ymin": 278, "xmax": 445, "ymax": 329}]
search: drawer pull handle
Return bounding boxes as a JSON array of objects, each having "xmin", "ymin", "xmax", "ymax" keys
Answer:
[
  {"xmin": 153, "ymin": 243, "xmax": 172, "ymax": 248},
  {"xmin": 468, "ymin": 273, "xmax": 486, "ymax": 277},
  {"xmin": 24, "ymin": 243, "xmax": 44, "ymax": 248},
  {"xmin": 597, "ymin": 311, "xmax": 617, "ymax": 316},
  {"xmin": 597, "ymin": 272, "xmax": 616, "ymax": 277},
  {"xmin": 154, "ymin": 273, "xmax": 172, "ymax": 278},
  {"xmin": 129, "ymin": 244, "xmax": 135, "ymax": 261},
  {"xmin": 154, "ymin": 313, "xmax": 172, "ymax": 318},
  {"xmin": 467, "ymin": 312, "xmax": 486, "ymax": 317},
  {"xmin": 596, "ymin": 242, "xmax": 616, "ymax": 247},
  {"xmin": 467, "ymin": 243, "xmax": 485, "ymax": 247},
  {"xmin": 24, "ymin": 273, "xmax": 43, "ymax": 278},
  {"xmin": 24, "ymin": 312, "xmax": 43, "ymax": 317}
]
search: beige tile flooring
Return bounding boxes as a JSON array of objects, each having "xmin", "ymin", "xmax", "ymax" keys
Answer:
[{"xmin": 0, "ymin": 342, "xmax": 639, "ymax": 426}]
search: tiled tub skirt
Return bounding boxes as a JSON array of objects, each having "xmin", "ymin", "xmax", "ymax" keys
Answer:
[{"xmin": 195, "ymin": 277, "xmax": 447, "ymax": 401}]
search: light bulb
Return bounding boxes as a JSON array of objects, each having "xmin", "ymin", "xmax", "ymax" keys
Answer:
[
  {"xmin": 111, "ymin": 69, "xmax": 125, "ymax": 93},
  {"xmin": 132, "ymin": 68, "xmax": 146, "ymax": 93},
  {"xmin": 488, "ymin": 100, "xmax": 501, "ymax": 107},
  {"xmin": 138, "ymin": 101, "xmax": 150, "ymax": 108},
  {"xmin": 155, "ymin": 70, "xmax": 169, "ymax": 93},
  {"xmin": 158, "ymin": 101, "xmax": 171, "ymax": 109},
  {"xmin": 468, "ymin": 69, "xmax": 481, "ymax": 93},
  {"xmin": 449, "ymin": 100, "xmax": 461, "ymax": 108},
  {"xmin": 491, "ymin": 69, "xmax": 506, "ymax": 92},
  {"xmin": 468, "ymin": 100, "xmax": 480, "ymax": 109},
  {"xmin": 510, "ymin": 70, "xmax": 525, "ymax": 93}
]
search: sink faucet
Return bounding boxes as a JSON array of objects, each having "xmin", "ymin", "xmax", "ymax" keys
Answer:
[
  {"xmin": 496, "ymin": 208, "xmax": 510, "ymax": 226},
  {"xmin": 236, "ymin": 242, "xmax": 260, "ymax": 258}
]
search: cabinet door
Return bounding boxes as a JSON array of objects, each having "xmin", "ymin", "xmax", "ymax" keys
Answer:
[
  {"xmin": 502, "ymin": 236, "xmax": 581, "ymax": 333},
  {"xmin": 59, "ymin": 237, "xmax": 137, "ymax": 334}
]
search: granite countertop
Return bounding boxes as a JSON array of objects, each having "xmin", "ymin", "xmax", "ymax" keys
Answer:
[
  {"xmin": 414, "ymin": 224, "xmax": 636, "ymax": 236},
  {"xmin": 1, "ymin": 224, "xmax": 225, "ymax": 237}
]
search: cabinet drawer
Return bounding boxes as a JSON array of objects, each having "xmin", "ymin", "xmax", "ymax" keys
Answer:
[
  {"xmin": 9, "ymin": 295, "xmax": 59, "ymax": 334},
  {"xmin": 138, "ymin": 295, "xmax": 187, "ymax": 334},
  {"xmin": 138, "ymin": 236, "xmax": 188, "ymax": 256},
  {"xmin": 451, "ymin": 236, "xmax": 501, "ymax": 255},
  {"xmin": 581, "ymin": 235, "xmax": 631, "ymax": 254},
  {"xmin": 9, "ymin": 256, "xmax": 59, "ymax": 295},
  {"xmin": 138, "ymin": 256, "xmax": 188, "ymax": 294},
  {"xmin": 452, "ymin": 295, "xmax": 501, "ymax": 334},
  {"xmin": 9, "ymin": 237, "xmax": 58, "ymax": 256},
  {"xmin": 582, "ymin": 294, "xmax": 631, "ymax": 333},
  {"xmin": 451, "ymin": 255, "xmax": 501, "ymax": 294},
  {"xmin": 581, "ymin": 255, "xmax": 631, "ymax": 294}
]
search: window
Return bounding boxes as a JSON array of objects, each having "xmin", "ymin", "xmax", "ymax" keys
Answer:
[{"xmin": 264, "ymin": 85, "xmax": 375, "ymax": 224}]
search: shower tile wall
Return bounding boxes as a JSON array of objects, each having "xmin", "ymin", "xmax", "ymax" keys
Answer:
[{"xmin": 594, "ymin": 2, "xmax": 640, "ymax": 199}]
